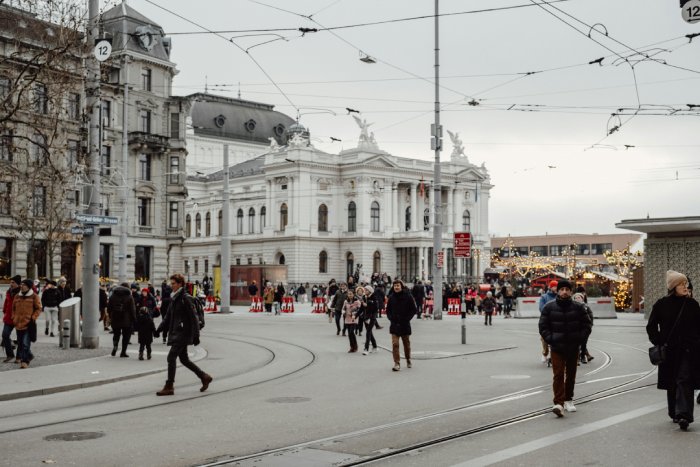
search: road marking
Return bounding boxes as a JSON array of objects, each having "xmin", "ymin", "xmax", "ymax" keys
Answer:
[{"xmin": 452, "ymin": 402, "xmax": 666, "ymax": 467}]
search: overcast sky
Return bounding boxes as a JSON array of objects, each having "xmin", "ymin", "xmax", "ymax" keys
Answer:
[{"xmin": 126, "ymin": 0, "xmax": 700, "ymax": 238}]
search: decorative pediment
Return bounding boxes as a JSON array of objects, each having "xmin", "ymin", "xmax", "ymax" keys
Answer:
[
  {"xmin": 362, "ymin": 154, "xmax": 397, "ymax": 168},
  {"xmin": 456, "ymin": 166, "xmax": 487, "ymax": 181}
]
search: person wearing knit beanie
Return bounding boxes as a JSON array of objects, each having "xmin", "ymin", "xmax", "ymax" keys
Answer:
[
  {"xmin": 666, "ymin": 270, "xmax": 687, "ymax": 292},
  {"xmin": 557, "ymin": 279, "xmax": 573, "ymax": 291},
  {"xmin": 10, "ymin": 275, "xmax": 21, "ymax": 286}
]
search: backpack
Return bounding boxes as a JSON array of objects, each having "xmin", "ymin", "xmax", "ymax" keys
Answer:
[{"xmin": 185, "ymin": 294, "xmax": 205, "ymax": 330}]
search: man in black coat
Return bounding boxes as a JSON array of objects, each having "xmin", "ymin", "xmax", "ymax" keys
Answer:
[
  {"xmin": 386, "ymin": 280, "xmax": 417, "ymax": 372},
  {"xmin": 108, "ymin": 283, "xmax": 137, "ymax": 357},
  {"xmin": 156, "ymin": 273, "xmax": 212, "ymax": 396},
  {"xmin": 411, "ymin": 280, "xmax": 425, "ymax": 320},
  {"xmin": 539, "ymin": 279, "xmax": 592, "ymax": 417},
  {"xmin": 41, "ymin": 280, "xmax": 63, "ymax": 337}
]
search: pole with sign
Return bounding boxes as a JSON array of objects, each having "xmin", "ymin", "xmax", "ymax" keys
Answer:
[{"xmin": 682, "ymin": 0, "xmax": 700, "ymax": 23}]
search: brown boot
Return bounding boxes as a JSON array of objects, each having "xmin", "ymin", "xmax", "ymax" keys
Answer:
[
  {"xmin": 156, "ymin": 382, "xmax": 174, "ymax": 396},
  {"xmin": 200, "ymin": 373, "xmax": 213, "ymax": 392}
]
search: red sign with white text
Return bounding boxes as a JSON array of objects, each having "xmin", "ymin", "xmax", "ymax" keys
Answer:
[{"xmin": 454, "ymin": 232, "xmax": 472, "ymax": 258}]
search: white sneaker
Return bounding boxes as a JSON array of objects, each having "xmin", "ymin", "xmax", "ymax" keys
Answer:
[
  {"xmin": 541, "ymin": 355, "xmax": 547, "ymax": 364},
  {"xmin": 552, "ymin": 404, "xmax": 564, "ymax": 417},
  {"xmin": 564, "ymin": 401, "xmax": 576, "ymax": 412},
  {"xmin": 362, "ymin": 350, "xmax": 368, "ymax": 355}
]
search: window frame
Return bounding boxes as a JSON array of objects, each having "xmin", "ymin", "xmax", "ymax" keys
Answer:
[
  {"xmin": 169, "ymin": 202, "xmax": 178, "ymax": 229},
  {"xmin": 370, "ymin": 201, "xmax": 380, "ymax": 232},
  {"xmin": 347, "ymin": 201, "xmax": 356, "ymax": 232},
  {"xmin": 318, "ymin": 203, "xmax": 328, "ymax": 232},
  {"xmin": 138, "ymin": 153, "xmax": 151, "ymax": 181}
]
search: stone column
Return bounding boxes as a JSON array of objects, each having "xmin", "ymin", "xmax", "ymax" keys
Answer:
[
  {"xmin": 392, "ymin": 182, "xmax": 400, "ymax": 231},
  {"xmin": 266, "ymin": 179, "xmax": 273, "ymax": 230},
  {"xmin": 446, "ymin": 188, "xmax": 453, "ymax": 234},
  {"xmin": 410, "ymin": 182, "xmax": 418, "ymax": 232},
  {"xmin": 383, "ymin": 180, "xmax": 392, "ymax": 233}
]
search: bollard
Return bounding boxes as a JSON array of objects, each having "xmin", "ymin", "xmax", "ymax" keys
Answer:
[
  {"xmin": 461, "ymin": 312, "xmax": 467, "ymax": 344},
  {"xmin": 62, "ymin": 319, "xmax": 71, "ymax": 349}
]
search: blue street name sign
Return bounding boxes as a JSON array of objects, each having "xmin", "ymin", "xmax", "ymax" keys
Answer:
[{"xmin": 75, "ymin": 214, "xmax": 118, "ymax": 225}]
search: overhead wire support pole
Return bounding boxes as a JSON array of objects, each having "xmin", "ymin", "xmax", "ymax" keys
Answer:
[
  {"xmin": 220, "ymin": 144, "xmax": 231, "ymax": 313},
  {"xmin": 432, "ymin": 0, "xmax": 443, "ymax": 320},
  {"xmin": 82, "ymin": 0, "xmax": 101, "ymax": 348},
  {"xmin": 118, "ymin": 54, "xmax": 129, "ymax": 284}
]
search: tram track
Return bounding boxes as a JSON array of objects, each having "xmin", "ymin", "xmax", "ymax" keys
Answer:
[{"xmin": 0, "ymin": 333, "xmax": 317, "ymax": 434}]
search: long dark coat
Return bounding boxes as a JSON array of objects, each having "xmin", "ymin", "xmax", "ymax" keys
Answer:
[
  {"xmin": 646, "ymin": 295, "xmax": 700, "ymax": 390},
  {"xmin": 157, "ymin": 289, "xmax": 200, "ymax": 347},
  {"xmin": 386, "ymin": 289, "xmax": 417, "ymax": 336},
  {"xmin": 107, "ymin": 286, "xmax": 137, "ymax": 329}
]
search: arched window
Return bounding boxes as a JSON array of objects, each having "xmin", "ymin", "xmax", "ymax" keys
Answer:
[
  {"xmin": 346, "ymin": 252, "xmax": 354, "ymax": 278},
  {"xmin": 405, "ymin": 206, "xmax": 411, "ymax": 231},
  {"xmin": 195, "ymin": 213, "xmax": 201, "ymax": 237},
  {"xmin": 185, "ymin": 214, "xmax": 191, "ymax": 238},
  {"xmin": 424, "ymin": 208, "xmax": 430, "ymax": 231},
  {"xmin": 373, "ymin": 251, "xmax": 381, "ymax": 274},
  {"xmin": 319, "ymin": 251, "xmax": 328, "ymax": 273},
  {"xmin": 248, "ymin": 207, "xmax": 255, "ymax": 233},
  {"xmin": 280, "ymin": 203, "xmax": 288, "ymax": 230},
  {"xmin": 205, "ymin": 212, "xmax": 211, "ymax": 236},
  {"xmin": 236, "ymin": 209, "xmax": 243, "ymax": 234},
  {"xmin": 370, "ymin": 201, "xmax": 380, "ymax": 232},
  {"xmin": 462, "ymin": 210, "xmax": 471, "ymax": 232},
  {"xmin": 348, "ymin": 201, "xmax": 356, "ymax": 232},
  {"xmin": 279, "ymin": 254, "xmax": 285, "ymax": 265},
  {"xmin": 218, "ymin": 210, "xmax": 222, "ymax": 235},
  {"xmin": 318, "ymin": 204, "xmax": 328, "ymax": 232},
  {"xmin": 260, "ymin": 206, "xmax": 266, "ymax": 232}
]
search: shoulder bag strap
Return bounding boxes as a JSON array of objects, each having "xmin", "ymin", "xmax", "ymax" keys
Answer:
[{"xmin": 664, "ymin": 298, "xmax": 687, "ymax": 344}]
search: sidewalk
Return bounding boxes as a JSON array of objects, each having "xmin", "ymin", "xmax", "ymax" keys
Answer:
[{"xmin": 0, "ymin": 330, "xmax": 205, "ymax": 401}]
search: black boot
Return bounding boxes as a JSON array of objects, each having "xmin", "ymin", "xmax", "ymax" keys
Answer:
[
  {"xmin": 139, "ymin": 353, "xmax": 144, "ymax": 361},
  {"xmin": 111, "ymin": 345, "xmax": 118, "ymax": 357}
]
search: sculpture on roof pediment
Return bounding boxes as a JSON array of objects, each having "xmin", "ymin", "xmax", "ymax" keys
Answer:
[
  {"xmin": 268, "ymin": 137, "xmax": 280, "ymax": 152},
  {"xmin": 447, "ymin": 130, "xmax": 468, "ymax": 161},
  {"xmin": 288, "ymin": 132, "xmax": 309, "ymax": 148},
  {"xmin": 352, "ymin": 115, "xmax": 379, "ymax": 150}
]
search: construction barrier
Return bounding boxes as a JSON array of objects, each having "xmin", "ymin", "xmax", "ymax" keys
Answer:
[
  {"xmin": 513, "ymin": 297, "xmax": 540, "ymax": 318},
  {"xmin": 311, "ymin": 297, "xmax": 326, "ymax": 314},
  {"xmin": 249, "ymin": 296, "xmax": 263, "ymax": 313},
  {"xmin": 281, "ymin": 296, "xmax": 295, "ymax": 313},
  {"xmin": 588, "ymin": 297, "xmax": 617, "ymax": 319},
  {"xmin": 447, "ymin": 298, "xmax": 461, "ymax": 315},
  {"xmin": 203, "ymin": 296, "xmax": 219, "ymax": 313}
]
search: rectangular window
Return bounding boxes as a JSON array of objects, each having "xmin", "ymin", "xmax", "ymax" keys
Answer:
[
  {"xmin": 169, "ymin": 201, "xmax": 178, "ymax": 229},
  {"xmin": 67, "ymin": 139, "xmax": 79, "ymax": 166},
  {"xmin": 575, "ymin": 244, "xmax": 590, "ymax": 255},
  {"xmin": 29, "ymin": 240, "xmax": 47, "ymax": 278},
  {"xmin": 139, "ymin": 153, "xmax": 151, "ymax": 181},
  {"xmin": 66, "ymin": 92, "xmax": 80, "ymax": 120},
  {"xmin": 101, "ymin": 193, "xmax": 110, "ymax": 216},
  {"xmin": 169, "ymin": 156, "xmax": 179, "ymax": 184},
  {"xmin": 137, "ymin": 198, "xmax": 150, "ymax": 226},
  {"xmin": 139, "ymin": 110, "xmax": 151, "ymax": 133},
  {"xmin": 194, "ymin": 259, "xmax": 199, "ymax": 275},
  {"xmin": 591, "ymin": 243, "xmax": 613, "ymax": 255},
  {"xmin": 549, "ymin": 245, "xmax": 568, "ymax": 256},
  {"xmin": 100, "ymin": 145, "xmax": 111, "ymax": 176},
  {"xmin": 170, "ymin": 113, "xmax": 180, "ymax": 139},
  {"xmin": 0, "ymin": 181, "xmax": 11, "ymax": 215},
  {"xmin": 99, "ymin": 244, "xmax": 111, "ymax": 279},
  {"xmin": 0, "ymin": 132, "xmax": 12, "ymax": 161},
  {"xmin": 0, "ymin": 238, "xmax": 12, "ymax": 277},
  {"xmin": 134, "ymin": 246, "xmax": 151, "ymax": 281},
  {"xmin": 530, "ymin": 246, "xmax": 548, "ymax": 256},
  {"xmin": 0, "ymin": 77, "xmax": 10, "ymax": 98},
  {"xmin": 514, "ymin": 246, "xmax": 529, "ymax": 257},
  {"xmin": 101, "ymin": 100, "xmax": 111, "ymax": 127},
  {"xmin": 32, "ymin": 186, "xmax": 46, "ymax": 217},
  {"xmin": 204, "ymin": 259, "xmax": 209, "ymax": 274},
  {"xmin": 141, "ymin": 68, "xmax": 152, "ymax": 91},
  {"xmin": 34, "ymin": 83, "xmax": 48, "ymax": 114},
  {"xmin": 31, "ymin": 133, "xmax": 47, "ymax": 164}
]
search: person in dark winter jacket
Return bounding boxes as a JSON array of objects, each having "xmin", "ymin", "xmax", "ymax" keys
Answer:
[
  {"xmin": 573, "ymin": 293, "xmax": 594, "ymax": 363},
  {"xmin": 646, "ymin": 270, "xmax": 700, "ymax": 430},
  {"xmin": 539, "ymin": 280, "xmax": 559, "ymax": 364},
  {"xmin": 362, "ymin": 285, "xmax": 379, "ymax": 354},
  {"xmin": 386, "ymin": 280, "xmax": 417, "ymax": 372},
  {"xmin": 332, "ymin": 283, "xmax": 349, "ymax": 336},
  {"xmin": 136, "ymin": 306, "xmax": 156, "ymax": 360},
  {"xmin": 137, "ymin": 288, "xmax": 158, "ymax": 317},
  {"xmin": 155, "ymin": 273, "xmax": 212, "ymax": 396},
  {"xmin": 159, "ymin": 285, "xmax": 173, "ymax": 344},
  {"xmin": 2, "ymin": 275, "xmax": 21, "ymax": 362},
  {"xmin": 481, "ymin": 291, "xmax": 497, "ymax": 326},
  {"xmin": 108, "ymin": 283, "xmax": 137, "ymax": 357},
  {"xmin": 411, "ymin": 280, "xmax": 425, "ymax": 320},
  {"xmin": 56, "ymin": 277, "xmax": 72, "ymax": 302},
  {"xmin": 539, "ymin": 279, "xmax": 592, "ymax": 418},
  {"xmin": 41, "ymin": 280, "xmax": 62, "ymax": 337}
]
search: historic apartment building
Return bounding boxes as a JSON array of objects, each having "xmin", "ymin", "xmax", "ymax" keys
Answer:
[{"xmin": 0, "ymin": 2, "xmax": 189, "ymax": 286}]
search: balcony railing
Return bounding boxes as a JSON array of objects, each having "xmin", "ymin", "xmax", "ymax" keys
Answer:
[{"xmin": 129, "ymin": 132, "xmax": 169, "ymax": 149}]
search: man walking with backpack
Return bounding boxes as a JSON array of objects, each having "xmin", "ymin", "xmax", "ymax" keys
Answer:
[{"xmin": 156, "ymin": 273, "xmax": 212, "ymax": 396}]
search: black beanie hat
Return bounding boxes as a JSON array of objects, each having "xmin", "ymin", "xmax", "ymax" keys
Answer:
[
  {"xmin": 21, "ymin": 279, "xmax": 34, "ymax": 288},
  {"xmin": 557, "ymin": 279, "xmax": 573, "ymax": 291},
  {"xmin": 10, "ymin": 275, "xmax": 21, "ymax": 285}
]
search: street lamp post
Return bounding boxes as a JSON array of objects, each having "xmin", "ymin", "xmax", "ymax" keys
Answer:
[{"xmin": 431, "ymin": 0, "xmax": 443, "ymax": 320}]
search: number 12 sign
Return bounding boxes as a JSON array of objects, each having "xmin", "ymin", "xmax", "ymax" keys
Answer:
[{"xmin": 682, "ymin": 0, "xmax": 700, "ymax": 23}]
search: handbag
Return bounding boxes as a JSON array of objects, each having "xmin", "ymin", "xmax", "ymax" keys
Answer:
[{"xmin": 648, "ymin": 299, "xmax": 686, "ymax": 366}]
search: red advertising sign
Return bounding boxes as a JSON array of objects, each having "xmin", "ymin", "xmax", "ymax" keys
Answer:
[
  {"xmin": 437, "ymin": 251, "xmax": 444, "ymax": 268},
  {"xmin": 454, "ymin": 232, "xmax": 472, "ymax": 258}
]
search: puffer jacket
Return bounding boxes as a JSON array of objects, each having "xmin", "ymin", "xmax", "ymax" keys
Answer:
[
  {"xmin": 539, "ymin": 296, "xmax": 592, "ymax": 355},
  {"xmin": 12, "ymin": 289, "xmax": 42, "ymax": 331},
  {"xmin": 41, "ymin": 287, "xmax": 63, "ymax": 308},
  {"xmin": 157, "ymin": 288, "xmax": 200, "ymax": 346},
  {"xmin": 3, "ymin": 286, "xmax": 19, "ymax": 326},
  {"xmin": 386, "ymin": 289, "xmax": 417, "ymax": 336},
  {"xmin": 108, "ymin": 286, "xmax": 137, "ymax": 329},
  {"xmin": 333, "ymin": 289, "xmax": 348, "ymax": 313}
]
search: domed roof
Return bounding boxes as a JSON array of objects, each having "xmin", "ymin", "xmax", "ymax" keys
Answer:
[{"xmin": 188, "ymin": 93, "xmax": 295, "ymax": 145}]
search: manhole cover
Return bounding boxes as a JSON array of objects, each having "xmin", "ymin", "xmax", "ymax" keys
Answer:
[
  {"xmin": 490, "ymin": 374, "xmax": 531, "ymax": 380},
  {"xmin": 266, "ymin": 397, "xmax": 311, "ymax": 404},
  {"xmin": 44, "ymin": 432, "xmax": 105, "ymax": 442}
]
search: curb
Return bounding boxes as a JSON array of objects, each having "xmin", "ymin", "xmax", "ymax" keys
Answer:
[{"xmin": 0, "ymin": 347, "xmax": 207, "ymax": 402}]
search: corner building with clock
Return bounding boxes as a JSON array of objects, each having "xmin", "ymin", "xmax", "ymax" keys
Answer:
[{"xmin": 176, "ymin": 117, "xmax": 493, "ymax": 286}]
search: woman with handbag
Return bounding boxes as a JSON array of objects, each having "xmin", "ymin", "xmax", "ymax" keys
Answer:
[
  {"xmin": 12, "ymin": 279, "xmax": 42, "ymax": 369},
  {"xmin": 646, "ymin": 270, "xmax": 700, "ymax": 430}
]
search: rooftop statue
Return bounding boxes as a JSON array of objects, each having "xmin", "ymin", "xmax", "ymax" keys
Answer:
[{"xmin": 447, "ymin": 130, "xmax": 467, "ymax": 160}]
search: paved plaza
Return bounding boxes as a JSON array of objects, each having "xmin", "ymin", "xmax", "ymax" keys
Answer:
[{"xmin": 0, "ymin": 308, "xmax": 695, "ymax": 467}]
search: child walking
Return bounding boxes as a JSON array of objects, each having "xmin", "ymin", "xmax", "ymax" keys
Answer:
[{"xmin": 136, "ymin": 306, "xmax": 156, "ymax": 360}]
